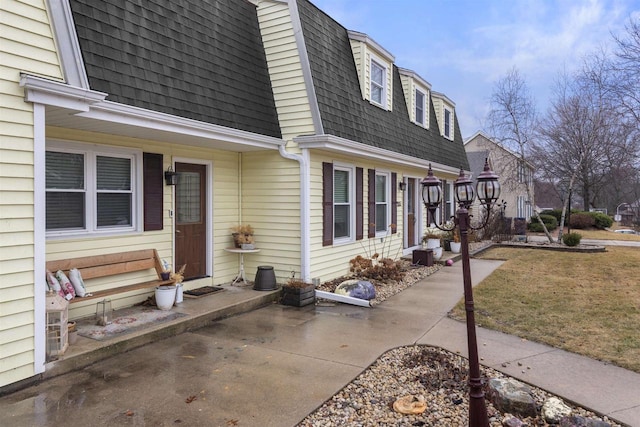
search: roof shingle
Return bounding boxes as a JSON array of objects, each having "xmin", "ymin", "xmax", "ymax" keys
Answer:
[{"xmin": 70, "ymin": 0, "xmax": 281, "ymax": 138}]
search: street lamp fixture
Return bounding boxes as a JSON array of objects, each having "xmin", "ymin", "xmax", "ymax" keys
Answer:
[
  {"xmin": 616, "ymin": 202, "xmax": 629, "ymax": 216},
  {"xmin": 421, "ymin": 160, "xmax": 500, "ymax": 427}
]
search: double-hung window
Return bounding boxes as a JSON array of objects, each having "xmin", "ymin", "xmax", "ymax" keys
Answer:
[
  {"xmin": 333, "ymin": 166, "xmax": 354, "ymax": 242},
  {"xmin": 46, "ymin": 141, "xmax": 141, "ymax": 237},
  {"xmin": 370, "ymin": 59, "xmax": 386, "ymax": 107},
  {"xmin": 415, "ymin": 89, "xmax": 425, "ymax": 126},
  {"xmin": 444, "ymin": 108, "xmax": 452, "ymax": 138},
  {"xmin": 375, "ymin": 171, "xmax": 390, "ymax": 234}
]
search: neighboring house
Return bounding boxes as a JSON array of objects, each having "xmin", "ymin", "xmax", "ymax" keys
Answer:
[
  {"xmin": 465, "ymin": 131, "xmax": 533, "ymax": 220},
  {"xmin": 0, "ymin": 0, "xmax": 469, "ymax": 389},
  {"xmin": 534, "ymin": 180, "xmax": 584, "ymax": 212}
]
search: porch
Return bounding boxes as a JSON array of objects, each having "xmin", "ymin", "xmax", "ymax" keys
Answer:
[{"xmin": 36, "ymin": 285, "xmax": 280, "ymax": 388}]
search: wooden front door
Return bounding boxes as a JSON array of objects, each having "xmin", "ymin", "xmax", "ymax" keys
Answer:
[
  {"xmin": 175, "ymin": 163, "xmax": 207, "ymax": 281},
  {"xmin": 406, "ymin": 178, "xmax": 418, "ymax": 247}
]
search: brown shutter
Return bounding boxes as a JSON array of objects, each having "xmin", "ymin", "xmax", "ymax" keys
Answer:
[
  {"xmin": 356, "ymin": 167, "xmax": 363, "ymax": 240},
  {"xmin": 143, "ymin": 152, "xmax": 163, "ymax": 231},
  {"xmin": 322, "ymin": 162, "xmax": 333, "ymax": 246},
  {"xmin": 391, "ymin": 172, "xmax": 397, "ymax": 234},
  {"xmin": 368, "ymin": 168, "xmax": 376, "ymax": 238}
]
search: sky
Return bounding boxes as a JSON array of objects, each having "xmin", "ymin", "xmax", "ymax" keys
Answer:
[{"xmin": 309, "ymin": 0, "xmax": 640, "ymax": 139}]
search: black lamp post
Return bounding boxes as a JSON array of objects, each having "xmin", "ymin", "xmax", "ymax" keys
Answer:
[{"xmin": 421, "ymin": 160, "xmax": 500, "ymax": 427}]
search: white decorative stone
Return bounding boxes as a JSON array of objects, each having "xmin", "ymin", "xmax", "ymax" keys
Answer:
[{"xmin": 542, "ymin": 397, "xmax": 572, "ymax": 424}]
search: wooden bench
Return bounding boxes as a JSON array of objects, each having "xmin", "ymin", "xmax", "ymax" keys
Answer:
[{"xmin": 46, "ymin": 249, "xmax": 175, "ymax": 303}]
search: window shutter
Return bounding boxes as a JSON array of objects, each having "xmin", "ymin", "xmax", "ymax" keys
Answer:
[
  {"xmin": 322, "ymin": 162, "xmax": 333, "ymax": 246},
  {"xmin": 356, "ymin": 167, "xmax": 363, "ymax": 240},
  {"xmin": 368, "ymin": 168, "xmax": 376, "ymax": 238},
  {"xmin": 143, "ymin": 152, "xmax": 164, "ymax": 231},
  {"xmin": 391, "ymin": 172, "xmax": 397, "ymax": 234}
]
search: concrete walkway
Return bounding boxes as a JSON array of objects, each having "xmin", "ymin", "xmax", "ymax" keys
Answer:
[{"xmin": 1, "ymin": 257, "xmax": 638, "ymax": 426}]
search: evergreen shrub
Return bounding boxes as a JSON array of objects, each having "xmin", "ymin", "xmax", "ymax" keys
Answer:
[{"xmin": 563, "ymin": 232, "xmax": 582, "ymax": 246}]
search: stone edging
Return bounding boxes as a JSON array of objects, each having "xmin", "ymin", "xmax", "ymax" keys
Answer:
[{"xmin": 471, "ymin": 241, "xmax": 606, "ymax": 256}]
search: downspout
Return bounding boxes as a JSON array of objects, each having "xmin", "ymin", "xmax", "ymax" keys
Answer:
[{"xmin": 278, "ymin": 145, "xmax": 310, "ymax": 282}]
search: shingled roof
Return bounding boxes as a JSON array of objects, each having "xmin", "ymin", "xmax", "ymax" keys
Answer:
[
  {"xmin": 69, "ymin": 0, "xmax": 281, "ymax": 138},
  {"xmin": 297, "ymin": 0, "xmax": 469, "ymax": 170}
]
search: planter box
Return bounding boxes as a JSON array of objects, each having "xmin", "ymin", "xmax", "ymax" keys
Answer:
[
  {"xmin": 412, "ymin": 249, "xmax": 433, "ymax": 267},
  {"xmin": 281, "ymin": 285, "xmax": 315, "ymax": 307}
]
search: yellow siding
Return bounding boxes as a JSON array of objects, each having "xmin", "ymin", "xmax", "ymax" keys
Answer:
[
  {"xmin": 400, "ymin": 75, "xmax": 414, "ymax": 122},
  {"xmin": 240, "ymin": 151, "xmax": 302, "ymax": 282},
  {"xmin": 308, "ymin": 151, "xmax": 432, "ymax": 282},
  {"xmin": 256, "ymin": 0, "xmax": 316, "ymax": 141},
  {"xmin": 432, "ymin": 98, "xmax": 443, "ymax": 135},
  {"xmin": 350, "ymin": 40, "xmax": 365, "ymax": 98},
  {"xmin": 0, "ymin": 0, "xmax": 63, "ymax": 387}
]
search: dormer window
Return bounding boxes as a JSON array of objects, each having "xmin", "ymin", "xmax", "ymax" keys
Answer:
[
  {"xmin": 432, "ymin": 91, "xmax": 455, "ymax": 140},
  {"xmin": 398, "ymin": 68, "xmax": 431, "ymax": 128},
  {"xmin": 348, "ymin": 30, "xmax": 394, "ymax": 111},
  {"xmin": 444, "ymin": 108, "xmax": 451, "ymax": 138},
  {"xmin": 371, "ymin": 59, "xmax": 386, "ymax": 106},
  {"xmin": 415, "ymin": 89, "xmax": 425, "ymax": 126}
]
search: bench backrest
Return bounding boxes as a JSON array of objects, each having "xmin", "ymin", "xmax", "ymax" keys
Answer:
[{"xmin": 46, "ymin": 249, "xmax": 164, "ymax": 280}]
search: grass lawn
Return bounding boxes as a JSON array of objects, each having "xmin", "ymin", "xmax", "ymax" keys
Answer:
[{"xmin": 450, "ymin": 245, "xmax": 640, "ymax": 372}]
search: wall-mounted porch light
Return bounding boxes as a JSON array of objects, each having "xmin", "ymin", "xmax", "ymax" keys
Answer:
[{"xmin": 165, "ymin": 166, "xmax": 177, "ymax": 186}]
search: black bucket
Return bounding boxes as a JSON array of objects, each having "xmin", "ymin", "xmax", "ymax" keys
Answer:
[{"xmin": 254, "ymin": 266, "xmax": 277, "ymax": 291}]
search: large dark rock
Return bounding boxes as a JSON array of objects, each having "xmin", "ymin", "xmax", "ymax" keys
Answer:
[
  {"xmin": 335, "ymin": 280, "xmax": 376, "ymax": 300},
  {"xmin": 487, "ymin": 378, "xmax": 537, "ymax": 418}
]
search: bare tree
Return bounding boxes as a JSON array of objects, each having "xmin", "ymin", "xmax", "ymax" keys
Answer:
[
  {"xmin": 487, "ymin": 67, "xmax": 554, "ymax": 242},
  {"xmin": 610, "ymin": 18, "xmax": 640, "ymax": 126},
  {"xmin": 535, "ymin": 66, "xmax": 620, "ymax": 242},
  {"xmin": 577, "ymin": 36, "xmax": 640, "ymax": 213}
]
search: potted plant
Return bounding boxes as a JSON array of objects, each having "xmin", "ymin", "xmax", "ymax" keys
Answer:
[
  {"xmin": 450, "ymin": 229, "xmax": 462, "ymax": 253},
  {"xmin": 281, "ymin": 278, "xmax": 315, "ymax": 307},
  {"xmin": 422, "ymin": 228, "xmax": 441, "ymax": 249},
  {"xmin": 441, "ymin": 228, "xmax": 454, "ymax": 251},
  {"xmin": 230, "ymin": 224, "xmax": 255, "ymax": 249}
]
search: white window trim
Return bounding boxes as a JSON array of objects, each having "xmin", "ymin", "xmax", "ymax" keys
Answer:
[
  {"xmin": 375, "ymin": 170, "xmax": 391, "ymax": 237},
  {"xmin": 45, "ymin": 140, "xmax": 143, "ymax": 239},
  {"xmin": 333, "ymin": 163, "xmax": 356, "ymax": 245},
  {"xmin": 369, "ymin": 54, "xmax": 388, "ymax": 109},
  {"xmin": 444, "ymin": 107, "xmax": 453, "ymax": 139},
  {"xmin": 517, "ymin": 195, "xmax": 532, "ymax": 219},
  {"xmin": 415, "ymin": 87, "xmax": 426, "ymax": 127}
]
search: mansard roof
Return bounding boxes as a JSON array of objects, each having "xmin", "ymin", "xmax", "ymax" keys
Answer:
[
  {"xmin": 69, "ymin": 0, "xmax": 281, "ymax": 138},
  {"xmin": 296, "ymin": 0, "xmax": 469, "ymax": 170}
]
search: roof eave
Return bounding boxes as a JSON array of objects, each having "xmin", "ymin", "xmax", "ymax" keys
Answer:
[
  {"xmin": 295, "ymin": 134, "xmax": 462, "ymax": 175},
  {"xmin": 21, "ymin": 74, "xmax": 285, "ymax": 150}
]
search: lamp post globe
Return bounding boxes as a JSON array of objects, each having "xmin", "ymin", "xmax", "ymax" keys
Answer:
[
  {"xmin": 453, "ymin": 168, "xmax": 475, "ymax": 207},
  {"xmin": 476, "ymin": 159, "xmax": 501, "ymax": 207},
  {"xmin": 421, "ymin": 164, "xmax": 443, "ymax": 210}
]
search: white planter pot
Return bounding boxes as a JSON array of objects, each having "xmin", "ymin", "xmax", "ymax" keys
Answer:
[
  {"xmin": 432, "ymin": 247, "xmax": 443, "ymax": 261},
  {"xmin": 426, "ymin": 238, "xmax": 441, "ymax": 249},
  {"xmin": 450, "ymin": 242, "xmax": 462, "ymax": 253},
  {"xmin": 155, "ymin": 286, "xmax": 176, "ymax": 311}
]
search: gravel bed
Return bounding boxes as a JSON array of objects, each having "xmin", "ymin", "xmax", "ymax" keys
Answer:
[
  {"xmin": 298, "ymin": 346, "xmax": 622, "ymax": 426},
  {"xmin": 315, "ymin": 262, "xmax": 441, "ymax": 306}
]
